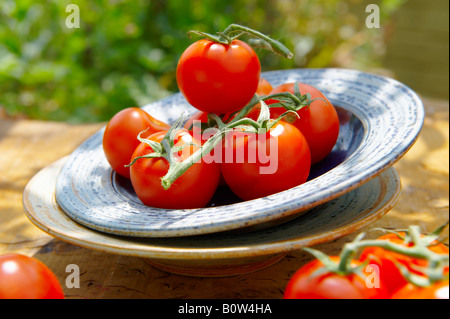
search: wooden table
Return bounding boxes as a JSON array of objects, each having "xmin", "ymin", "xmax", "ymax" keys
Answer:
[{"xmin": 0, "ymin": 96, "xmax": 448, "ymax": 299}]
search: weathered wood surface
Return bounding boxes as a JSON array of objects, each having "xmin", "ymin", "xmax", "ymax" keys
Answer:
[{"xmin": 0, "ymin": 96, "xmax": 448, "ymax": 299}]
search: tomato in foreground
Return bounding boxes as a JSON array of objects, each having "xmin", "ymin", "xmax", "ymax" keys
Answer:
[
  {"xmin": 129, "ymin": 130, "xmax": 221, "ymax": 209},
  {"xmin": 249, "ymin": 82, "xmax": 339, "ymax": 164},
  {"xmin": 359, "ymin": 232, "xmax": 449, "ymax": 295},
  {"xmin": 0, "ymin": 254, "xmax": 64, "ymax": 299},
  {"xmin": 221, "ymin": 121, "xmax": 311, "ymax": 201},
  {"xmin": 391, "ymin": 280, "xmax": 449, "ymax": 299},
  {"xmin": 176, "ymin": 39, "xmax": 261, "ymax": 114},
  {"xmin": 284, "ymin": 256, "xmax": 389, "ymax": 299},
  {"xmin": 103, "ymin": 107, "xmax": 170, "ymax": 178}
]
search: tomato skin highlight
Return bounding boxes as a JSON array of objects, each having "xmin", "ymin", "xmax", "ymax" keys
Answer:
[
  {"xmin": 221, "ymin": 122, "xmax": 311, "ymax": 201},
  {"xmin": 176, "ymin": 39, "xmax": 261, "ymax": 114},
  {"xmin": 249, "ymin": 82, "xmax": 339, "ymax": 164},
  {"xmin": 359, "ymin": 232, "xmax": 450, "ymax": 295},
  {"xmin": 129, "ymin": 130, "xmax": 221, "ymax": 209},
  {"xmin": 103, "ymin": 107, "xmax": 170, "ymax": 178},
  {"xmin": 391, "ymin": 280, "xmax": 449, "ymax": 299},
  {"xmin": 283, "ymin": 256, "xmax": 389, "ymax": 299},
  {"xmin": 0, "ymin": 254, "xmax": 64, "ymax": 299}
]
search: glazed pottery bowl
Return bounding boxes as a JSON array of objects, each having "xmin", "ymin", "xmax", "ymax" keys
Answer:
[
  {"xmin": 54, "ymin": 68, "xmax": 424, "ymax": 237},
  {"xmin": 24, "ymin": 158, "xmax": 401, "ymax": 276}
]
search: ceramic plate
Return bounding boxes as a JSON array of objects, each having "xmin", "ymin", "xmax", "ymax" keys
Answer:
[
  {"xmin": 25, "ymin": 158, "xmax": 401, "ymax": 276},
  {"xmin": 55, "ymin": 68, "xmax": 423, "ymax": 237}
]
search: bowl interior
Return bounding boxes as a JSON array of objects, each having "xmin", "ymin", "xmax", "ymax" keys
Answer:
[{"xmin": 112, "ymin": 105, "xmax": 364, "ymax": 207}]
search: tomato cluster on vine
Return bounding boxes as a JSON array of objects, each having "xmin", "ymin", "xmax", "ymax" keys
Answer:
[
  {"xmin": 284, "ymin": 225, "xmax": 449, "ymax": 299},
  {"xmin": 102, "ymin": 24, "xmax": 340, "ymax": 209}
]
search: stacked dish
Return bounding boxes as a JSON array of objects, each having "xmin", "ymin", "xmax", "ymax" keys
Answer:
[{"xmin": 23, "ymin": 69, "xmax": 424, "ymax": 276}]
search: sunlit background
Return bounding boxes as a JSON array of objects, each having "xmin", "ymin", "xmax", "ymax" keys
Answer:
[{"xmin": 0, "ymin": 0, "xmax": 448, "ymax": 123}]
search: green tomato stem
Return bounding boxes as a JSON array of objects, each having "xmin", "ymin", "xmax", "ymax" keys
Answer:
[
  {"xmin": 160, "ymin": 129, "xmax": 227, "ymax": 190},
  {"xmin": 187, "ymin": 30, "xmax": 226, "ymax": 44},
  {"xmin": 221, "ymin": 24, "xmax": 293, "ymax": 59},
  {"xmin": 188, "ymin": 23, "xmax": 293, "ymax": 59},
  {"xmin": 334, "ymin": 225, "xmax": 449, "ymax": 286}
]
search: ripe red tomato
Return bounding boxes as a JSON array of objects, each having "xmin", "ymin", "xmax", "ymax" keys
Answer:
[
  {"xmin": 249, "ymin": 82, "xmax": 339, "ymax": 164},
  {"xmin": 256, "ymin": 77, "xmax": 273, "ymax": 96},
  {"xmin": 391, "ymin": 280, "xmax": 449, "ymax": 299},
  {"xmin": 359, "ymin": 232, "xmax": 449, "ymax": 295},
  {"xmin": 221, "ymin": 121, "xmax": 311, "ymax": 201},
  {"xmin": 0, "ymin": 254, "xmax": 64, "ymax": 299},
  {"xmin": 103, "ymin": 107, "xmax": 170, "ymax": 178},
  {"xmin": 129, "ymin": 130, "xmax": 221, "ymax": 209},
  {"xmin": 284, "ymin": 256, "xmax": 390, "ymax": 299},
  {"xmin": 176, "ymin": 39, "xmax": 261, "ymax": 114}
]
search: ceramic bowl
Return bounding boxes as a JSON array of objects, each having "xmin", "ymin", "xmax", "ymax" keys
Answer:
[
  {"xmin": 24, "ymin": 157, "xmax": 401, "ymax": 277},
  {"xmin": 54, "ymin": 68, "xmax": 424, "ymax": 237}
]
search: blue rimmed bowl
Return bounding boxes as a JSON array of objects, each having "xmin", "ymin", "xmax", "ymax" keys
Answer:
[{"xmin": 55, "ymin": 68, "xmax": 424, "ymax": 238}]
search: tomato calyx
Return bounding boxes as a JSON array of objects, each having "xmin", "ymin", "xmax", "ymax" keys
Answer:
[
  {"xmin": 267, "ymin": 81, "xmax": 328, "ymax": 113},
  {"xmin": 187, "ymin": 23, "xmax": 293, "ymax": 59},
  {"xmin": 227, "ymin": 84, "xmax": 319, "ymax": 129},
  {"xmin": 126, "ymin": 115, "xmax": 186, "ymax": 165},
  {"xmin": 125, "ymin": 114, "xmax": 206, "ymax": 190},
  {"xmin": 248, "ymin": 82, "xmax": 329, "ymax": 128}
]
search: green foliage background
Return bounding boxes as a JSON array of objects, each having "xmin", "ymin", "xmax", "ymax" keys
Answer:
[{"xmin": 1, "ymin": 0, "xmax": 408, "ymax": 123}]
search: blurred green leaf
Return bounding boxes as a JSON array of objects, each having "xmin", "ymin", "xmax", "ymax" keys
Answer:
[{"xmin": 0, "ymin": 0, "xmax": 410, "ymax": 123}]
